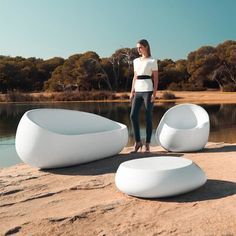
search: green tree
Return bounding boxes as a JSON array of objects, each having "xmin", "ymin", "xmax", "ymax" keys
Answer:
[
  {"xmin": 45, "ymin": 52, "xmax": 107, "ymax": 91},
  {"xmin": 187, "ymin": 41, "xmax": 236, "ymax": 91},
  {"xmin": 108, "ymin": 48, "xmax": 138, "ymax": 91}
]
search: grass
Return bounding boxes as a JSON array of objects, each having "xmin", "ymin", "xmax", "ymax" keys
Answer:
[{"xmin": 0, "ymin": 91, "xmax": 129, "ymax": 103}]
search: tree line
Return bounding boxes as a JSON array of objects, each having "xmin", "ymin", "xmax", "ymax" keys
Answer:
[{"xmin": 0, "ymin": 40, "xmax": 235, "ymax": 93}]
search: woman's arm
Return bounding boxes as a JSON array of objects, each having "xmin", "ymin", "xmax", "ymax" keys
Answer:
[
  {"xmin": 130, "ymin": 72, "xmax": 137, "ymax": 100},
  {"xmin": 151, "ymin": 70, "xmax": 158, "ymax": 102}
]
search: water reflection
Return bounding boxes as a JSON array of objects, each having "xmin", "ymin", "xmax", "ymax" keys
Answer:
[
  {"xmin": 1, "ymin": 102, "xmax": 236, "ymax": 167},
  {"xmin": 1, "ymin": 102, "xmax": 236, "ymax": 142}
]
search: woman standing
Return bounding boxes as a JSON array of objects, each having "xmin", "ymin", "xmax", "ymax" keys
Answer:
[{"xmin": 130, "ymin": 39, "xmax": 158, "ymax": 153}]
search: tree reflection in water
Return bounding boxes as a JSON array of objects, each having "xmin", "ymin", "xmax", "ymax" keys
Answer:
[{"xmin": 1, "ymin": 102, "xmax": 236, "ymax": 144}]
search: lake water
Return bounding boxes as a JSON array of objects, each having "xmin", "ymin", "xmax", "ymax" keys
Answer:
[{"xmin": 1, "ymin": 102, "xmax": 236, "ymax": 167}]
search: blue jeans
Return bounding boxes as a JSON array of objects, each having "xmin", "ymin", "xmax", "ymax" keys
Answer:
[{"xmin": 130, "ymin": 91, "xmax": 153, "ymax": 143}]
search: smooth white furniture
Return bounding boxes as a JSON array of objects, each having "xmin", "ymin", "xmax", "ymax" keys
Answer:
[
  {"xmin": 15, "ymin": 109, "xmax": 128, "ymax": 169},
  {"xmin": 156, "ymin": 103, "xmax": 210, "ymax": 152},
  {"xmin": 115, "ymin": 156, "xmax": 207, "ymax": 198}
]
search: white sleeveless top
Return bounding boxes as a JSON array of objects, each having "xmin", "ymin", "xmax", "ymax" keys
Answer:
[{"xmin": 133, "ymin": 57, "xmax": 158, "ymax": 92}]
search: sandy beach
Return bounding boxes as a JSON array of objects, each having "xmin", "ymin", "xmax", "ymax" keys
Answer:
[
  {"xmin": 157, "ymin": 91, "xmax": 236, "ymax": 104},
  {"xmin": 1, "ymin": 90, "xmax": 236, "ymax": 104},
  {"xmin": 0, "ymin": 142, "xmax": 236, "ymax": 236},
  {"xmin": 97, "ymin": 90, "xmax": 236, "ymax": 104}
]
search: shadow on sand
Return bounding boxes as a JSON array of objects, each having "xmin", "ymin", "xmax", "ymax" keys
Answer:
[
  {"xmin": 42, "ymin": 144, "xmax": 236, "ymax": 202},
  {"xmin": 166, "ymin": 144, "xmax": 236, "ymax": 155},
  {"xmin": 148, "ymin": 179, "xmax": 236, "ymax": 202},
  {"xmin": 43, "ymin": 151, "xmax": 182, "ymax": 176},
  {"xmin": 202, "ymin": 144, "xmax": 236, "ymax": 153}
]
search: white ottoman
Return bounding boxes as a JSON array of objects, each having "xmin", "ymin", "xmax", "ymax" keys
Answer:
[{"xmin": 115, "ymin": 156, "xmax": 207, "ymax": 198}]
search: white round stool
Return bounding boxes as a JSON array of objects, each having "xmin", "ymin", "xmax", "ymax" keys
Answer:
[{"xmin": 115, "ymin": 156, "xmax": 207, "ymax": 198}]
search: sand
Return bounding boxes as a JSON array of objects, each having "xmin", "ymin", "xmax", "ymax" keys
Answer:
[
  {"xmin": 157, "ymin": 91, "xmax": 236, "ymax": 104},
  {"xmin": 1, "ymin": 90, "xmax": 236, "ymax": 104},
  {"xmin": 113, "ymin": 90, "xmax": 236, "ymax": 104},
  {"xmin": 0, "ymin": 142, "xmax": 236, "ymax": 236}
]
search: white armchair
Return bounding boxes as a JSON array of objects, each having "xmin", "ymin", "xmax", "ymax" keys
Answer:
[{"xmin": 156, "ymin": 104, "xmax": 210, "ymax": 152}]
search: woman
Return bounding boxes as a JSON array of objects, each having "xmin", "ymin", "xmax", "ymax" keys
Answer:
[{"xmin": 130, "ymin": 39, "xmax": 158, "ymax": 153}]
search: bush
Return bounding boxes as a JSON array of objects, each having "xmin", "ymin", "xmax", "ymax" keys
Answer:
[
  {"xmin": 116, "ymin": 93, "xmax": 130, "ymax": 100},
  {"xmin": 5, "ymin": 91, "xmax": 34, "ymax": 102},
  {"xmin": 167, "ymin": 82, "xmax": 206, "ymax": 91},
  {"xmin": 91, "ymin": 91, "xmax": 115, "ymax": 100},
  {"xmin": 162, "ymin": 91, "xmax": 176, "ymax": 100},
  {"xmin": 181, "ymin": 83, "xmax": 206, "ymax": 91},
  {"xmin": 50, "ymin": 91, "xmax": 115, "ymax": 101},
  {"xmin": 167, "ymin": 82, "xmax": 182, "ymax": 91},
  {"xmin": 0, "ymin": 90, "xmax": 130, "ymax": 102},
  {"xmin": 222, "ymin": 84, "xmax": 236, "ymax": 92}
]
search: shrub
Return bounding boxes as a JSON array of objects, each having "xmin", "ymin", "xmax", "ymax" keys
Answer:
[
  {"xmin": 116, "ymin": 93, "xmax": 130, "ymax": 100},
  {"xmin": 181, "ymin": 83, "xmax": 206, "ymax": 91},
  {"xmin": 222, "ymin": 84, "xmax": 236, "ymax": 92},
  {"xmin": 5, "ymin": 91, "xmax": 34, "ymax": 102},
  {"xmin": 167, "ymin": 82, "xmax": 182, "ymax": 91},
  {"xmin": 167, "ymin": 81, "xmax": 206, "ymax": 91},
  {"xmin": 162, "ymin": 91, "xmax": 176, "ymax": 100},
  {"xmin": 50, "ymin": 91, "xmax": 115, "ymax": 101}
]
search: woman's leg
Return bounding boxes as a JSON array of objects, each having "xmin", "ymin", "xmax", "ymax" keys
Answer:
[
  {"xmin": 143, "ymin": 92, "xmax": 153, "ymax": 143},
  {"xmin": 130, "ymin": 93, "xmax": 143, "ymax": 142}
]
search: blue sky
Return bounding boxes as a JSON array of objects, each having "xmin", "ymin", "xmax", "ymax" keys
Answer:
[{"xmin": 0, "ymin": 0, "xmax": 235, "ymax": 60}]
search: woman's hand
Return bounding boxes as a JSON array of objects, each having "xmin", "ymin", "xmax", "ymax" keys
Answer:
[
  {"xmin": 130, "ymin": 91, "xmax": 135, "ymax": 100},
  {"xmin": 151, "ymin": 94, "xmax": 156, "ymax": 103}
]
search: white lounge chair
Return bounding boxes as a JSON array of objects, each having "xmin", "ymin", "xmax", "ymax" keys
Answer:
[
  {"xmin": 115, "ymin": 156, "xmax": 207, "ymax": 198},
  {"xmin": 15, "ymin": 109, "xmax": 128, "ymax": 169},
  {"xmin": 156, "ymin": 103, "xmax": 210, "ymax": 152}
]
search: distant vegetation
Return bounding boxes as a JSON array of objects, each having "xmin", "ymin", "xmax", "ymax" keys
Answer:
[
  {"xmin": 0, "ymin": 40, "xmax": 235, "ymax": 95},
  {"xmin": 0, "ymin": 90, "xmax": 129, "ymax": 102}
]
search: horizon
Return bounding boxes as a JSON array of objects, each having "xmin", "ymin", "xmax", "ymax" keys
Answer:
[{"xmin": 0, "ymin": 0, "xmax": 236, "ymax": 60}]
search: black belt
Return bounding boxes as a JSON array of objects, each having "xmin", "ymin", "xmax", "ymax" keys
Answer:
[{"xmin": 137, "ymin": 75, "xmax": 151, "ymax": 80}]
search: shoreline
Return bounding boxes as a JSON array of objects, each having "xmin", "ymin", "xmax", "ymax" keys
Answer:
[
  {"xmin": 0, "ymin": 142, "xmax": 236, "ymax": 235},
  {"xmin": 1, "ymin": 90, "xmax": 236, "ymax": 104},
  {"xmin": 160, "ymin": 90, "xmax": 236, "ymax": 104}
]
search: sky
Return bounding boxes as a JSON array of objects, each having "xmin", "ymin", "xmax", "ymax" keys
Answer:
[{"xmin": 0, "ymin": 0, "xmax": 236, "ymax": 61}]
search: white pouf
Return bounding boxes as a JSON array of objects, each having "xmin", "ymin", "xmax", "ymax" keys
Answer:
[
  {"xmin": 15, "ymin": 109, "xmax": 128, "ymax": 169},
  {"xmin": 115, "ymin": 156, "xmax": 207, "ymax": 198}
]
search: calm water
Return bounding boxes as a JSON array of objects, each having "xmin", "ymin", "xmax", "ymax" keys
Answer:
[{"xmin": 1, "ymin": 102, "xmax": 236, "ymax": 167}]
